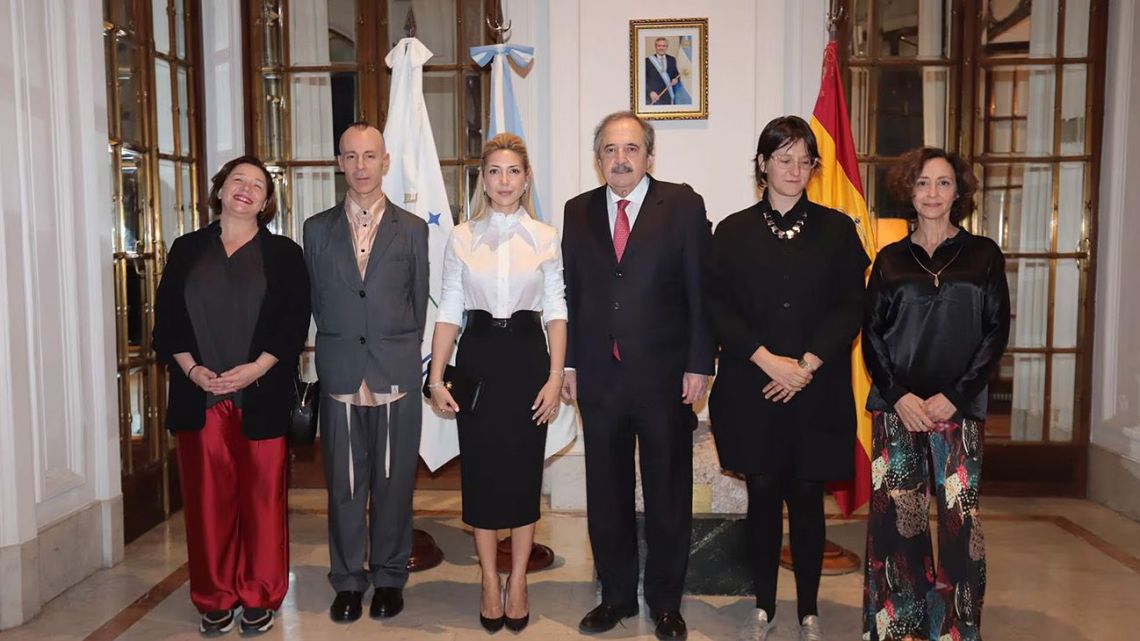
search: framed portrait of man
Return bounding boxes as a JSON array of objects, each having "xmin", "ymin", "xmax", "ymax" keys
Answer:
[{"xmin": 629, "ymin": 17, "xmax": 708, "ymax": 120}]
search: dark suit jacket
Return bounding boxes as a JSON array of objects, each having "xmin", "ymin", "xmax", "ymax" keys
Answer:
[
  {"xmin": 153, "ymin": 222, "xmax": 311, "ymax": 439},
  {"xmin": 645, "ymin": 54, "xmax": 680, "ymax": 105},
  {"xmin": 303, "ymin": 200, "xmax": 429, "ymax": 395},
  {"xmin": 562, "ymin": 177, "xmax": 714, "ymax": 403}
]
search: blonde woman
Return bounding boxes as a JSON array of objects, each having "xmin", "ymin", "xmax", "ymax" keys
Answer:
[{"xmin": 428, "ymin": 133, "xmax": 567, "ymax": 633}]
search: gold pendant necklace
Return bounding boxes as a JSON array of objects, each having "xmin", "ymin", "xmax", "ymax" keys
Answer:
[{"xmin": 908, "ymin": 242, "xmax": 963, "ymax": 288}]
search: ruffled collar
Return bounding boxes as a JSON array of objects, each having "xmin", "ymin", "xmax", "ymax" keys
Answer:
[{"xmin": 471, "ymin": 209, "xmax": 538, "ymax": 250}]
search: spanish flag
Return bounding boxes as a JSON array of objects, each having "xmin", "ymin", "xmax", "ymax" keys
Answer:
[{"xmin": 806, "ymin": 40, "xmax": 875, "ymax": 517}]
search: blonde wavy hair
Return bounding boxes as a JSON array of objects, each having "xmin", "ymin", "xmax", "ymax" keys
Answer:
[{"xmin": 469, "ymin": 133, "xmax": 536, "ymax": 222}]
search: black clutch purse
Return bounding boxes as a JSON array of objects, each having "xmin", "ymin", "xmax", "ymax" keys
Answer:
[
  {"xmin": 422, "ymin": 363, "xmax": 483, "ymax": 414},
  {"xmin": 288, "ymin": 378, "xmax": 320, "ymax": 445}
]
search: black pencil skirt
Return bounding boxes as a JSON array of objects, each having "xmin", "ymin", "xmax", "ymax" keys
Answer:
[{"xmin": 456, "ymin": 310, "xmax": 550, "ymax": 529}]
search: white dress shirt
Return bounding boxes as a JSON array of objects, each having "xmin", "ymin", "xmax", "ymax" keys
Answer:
[
  {"xmin": 437, "ymin": 209, "xmax": 568, "ymax": 326},
  {"xmin": 606, "ymin": 175, "xmax": 651, "ymax": 235}
]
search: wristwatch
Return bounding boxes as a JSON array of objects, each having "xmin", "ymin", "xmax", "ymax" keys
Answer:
[{"xmin": 797, "ymin": 358, "xmax": 813, "ymax": 371}]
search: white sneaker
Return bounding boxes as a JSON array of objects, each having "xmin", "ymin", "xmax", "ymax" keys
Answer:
[
  {"xmin": 738, "ymin": 608, "xmax": 776, "ymax": 641},
  {"xmin": 800, "ymin": 614, "xmax": 824, "ymax": 641}
]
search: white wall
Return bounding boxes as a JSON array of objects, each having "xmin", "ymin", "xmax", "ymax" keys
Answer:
[
  {"xmin": 525, "ymin": 0, "xmax": 826, "ymax": 230},
  {"xmin": 0, "ymin": 0, "xmax": 121, "ymax": 628},
  {"xmin": 1090, "ymin": 0, "xmax": 1140, "ymax": 517}
]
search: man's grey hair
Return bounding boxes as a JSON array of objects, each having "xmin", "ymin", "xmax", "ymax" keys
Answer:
[{"xmin": 592, "ymin": 111, "xmax": 655, "ymax": 159}]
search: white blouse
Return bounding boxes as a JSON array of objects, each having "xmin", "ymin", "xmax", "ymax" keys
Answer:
[{"xmin": 436, "ymin": 210, "xmax": 568, "ymax": 326}]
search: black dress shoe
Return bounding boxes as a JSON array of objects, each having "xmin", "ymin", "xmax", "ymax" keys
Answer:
[
  {"xmin": 653, "ymin": 610, "xmax": 687, "ymax": 641},
  {"xmin": 370, "ymin": 587, "xmax": 404, "ymax": 619},
  {"xmin": 578, "ymin": 602, "xmax": 639, "ymax": 634},
  {"xmin": 329, "ymin": 591, "xmax": 363, "ymax": 623}
]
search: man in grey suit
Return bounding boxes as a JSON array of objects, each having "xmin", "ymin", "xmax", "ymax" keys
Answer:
[{"xmin": 303, "ymin": 122, "xmax": 429, "ymax": 623}]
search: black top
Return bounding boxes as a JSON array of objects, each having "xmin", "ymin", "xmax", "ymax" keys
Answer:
[
  {"xmin": 863, "ymin": 228, "xmax": 1011, "ymax": 421},
  {"xmin": 705, "ymin": 193, "xmax": 869, "ymax": 479},
  {"xmin": 153, "ymin": 221, "xmax": 311, "ymax": 439},
  {"xmin": 184, "ymin": 228, "xmax": 266, "ymax": 408}
]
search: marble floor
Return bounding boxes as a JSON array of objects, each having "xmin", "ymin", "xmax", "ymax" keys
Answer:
[{"xmin": 4, "ymin": 491, "xmax": 1140, "ymax": 641}]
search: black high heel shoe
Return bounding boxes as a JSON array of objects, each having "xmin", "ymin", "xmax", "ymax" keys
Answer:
[
  {"xmin": 480, "ymin": 574, "xmax": 505, "ymax": 633},
  {"xmin": 503, "ymin": 575, "xmax": 530, "ymax": 633}
]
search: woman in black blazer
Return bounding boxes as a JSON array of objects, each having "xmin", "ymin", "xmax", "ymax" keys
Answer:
[
  {"xmin": 153, "ymin": 155, "xmax": 310, "ymax": 636},
  {"xmin": 705, "ymin": 116, "xmax": 868, "ymax": 641}
]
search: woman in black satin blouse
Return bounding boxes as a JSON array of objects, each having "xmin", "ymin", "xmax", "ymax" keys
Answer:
[
  {"xmin": 706, "ymin": 115, "xmax": 869, "ymax": 641},
  {"xmin": 861, "ymin": 147, "xmax": 1010, "ymax": 641}
]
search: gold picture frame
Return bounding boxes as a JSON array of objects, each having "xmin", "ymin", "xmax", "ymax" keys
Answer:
[{"xmin": 629, "ymin": 17, "xmax": 709, "ymax": 120}]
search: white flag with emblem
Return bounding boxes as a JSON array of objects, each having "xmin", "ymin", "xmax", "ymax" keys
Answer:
[{"xmin": 382, "ymin": 37, "xmax": 458, "ymax": 471}]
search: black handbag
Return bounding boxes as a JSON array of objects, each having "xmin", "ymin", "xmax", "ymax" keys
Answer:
[
  {"xmin": 421, "ymin": 363, "xmax": 483, "ymax": 414},
  {"xmin": 288, "ymin": 378, "xmax": 320, "ymax": 445}
]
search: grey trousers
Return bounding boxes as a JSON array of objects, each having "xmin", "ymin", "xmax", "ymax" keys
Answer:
[{"xmin": 320, "ymin": 394, "xmax": 422, "ymax": 592}]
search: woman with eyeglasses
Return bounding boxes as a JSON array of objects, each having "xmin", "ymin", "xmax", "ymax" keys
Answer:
[
  {"xmin": 861, "ymin": 147, "xmax": 1009, "ymax": 641},
  {"xmin": 705, "ymin": 115, "xmax": 870, "ymax": 641}
]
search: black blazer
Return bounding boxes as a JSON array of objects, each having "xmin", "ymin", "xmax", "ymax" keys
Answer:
[
  {"xmin": 153, "ymin": 222, "xmax": 311, "ymax": 439},
  {"xmin": 705, "ymin": 196, "xmax": 868, "ymax": 479},
  {"xmin": 561, "ymin": 177, "xmax": 715, "ymax": 403}
]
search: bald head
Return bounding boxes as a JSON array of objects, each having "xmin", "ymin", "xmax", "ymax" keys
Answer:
[{"xmin": 338, "ymin": 123, "xmax": 389, "ymax": 203}]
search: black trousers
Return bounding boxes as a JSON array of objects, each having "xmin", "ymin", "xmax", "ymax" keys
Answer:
[
  {"xmin": 579, "ymin": 379, "xmax": 694, "ymax": 614},
  {"xmin": 745, "ymin": 472, "xmax": 825, "ymax": 621}
]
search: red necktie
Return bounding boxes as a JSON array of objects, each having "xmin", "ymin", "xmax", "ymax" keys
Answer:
[
  {"xmin": 612, "ymin": 199, "xmax": 631, "ymax": 361},
  {"xmin": 613, "ymin": 199, "xmax": 631, "ymax": 261}
]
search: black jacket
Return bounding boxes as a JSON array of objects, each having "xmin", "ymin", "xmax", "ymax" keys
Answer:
[
  {"xmin": 561, "ymin": 177, "xmax": 715, "ymax": 403},
  {"xmin": 153, "ymin": 222, "xmax": 311, "ymax": 439},
  {"xmin": 705, "ymin": 195, "xmax": 869, "ymax": 479}
]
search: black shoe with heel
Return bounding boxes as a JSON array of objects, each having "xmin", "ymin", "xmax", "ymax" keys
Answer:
[{"xmin": 503, "ymin": 574, "xmax": 529, "ymax": 632}]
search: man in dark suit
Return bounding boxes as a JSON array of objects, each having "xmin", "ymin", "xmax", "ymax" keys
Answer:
[
  {"xmin": 645, "ymin": 37, "xmax": 682, "ymax": 105},
  {"xmin": 303, "ymin": 123, "xmax": 429, "ymax": 624},
  {"xmin": 561, "ymin": 111, "xmax": 714, "ymax": 641}
]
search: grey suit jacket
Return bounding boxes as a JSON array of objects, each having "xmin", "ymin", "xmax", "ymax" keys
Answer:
[{"xmin": 303, "ymin": 200, "xmax": 429, "ymax": 395}]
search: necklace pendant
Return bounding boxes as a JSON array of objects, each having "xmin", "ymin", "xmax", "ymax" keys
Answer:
[{"xmin": 933, "ymin": 275, "xmax": 940, "ymax": 288}]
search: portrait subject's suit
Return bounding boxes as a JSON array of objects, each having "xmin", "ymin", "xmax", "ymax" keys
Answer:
[
  {"xmin": 645, "ymin": 54, "xmax": 681, "ymax": 105},
  {"xmin": 303, "ymin": 201, "xmax": 428, "ymax": 592},
  {"xmin": 561, "ymin": 176, "xmax": 714, "ymax": 614}
]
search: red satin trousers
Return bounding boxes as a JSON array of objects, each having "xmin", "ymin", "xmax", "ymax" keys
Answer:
[{"xmin": 175, "ymin": 400, "xmax": 289, "ymax": 612}]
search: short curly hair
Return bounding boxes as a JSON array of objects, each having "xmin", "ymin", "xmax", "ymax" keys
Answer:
[{"xmin": 887, "ymin": 147, "xmax": 977, "ymax": 225}]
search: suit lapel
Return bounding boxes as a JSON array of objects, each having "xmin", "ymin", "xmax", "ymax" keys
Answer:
[
  {"xmin": 619, "ymin": 176, "xmax": 662, "ymax": 265},
  {"xmin": 330, "ymin": 205, "xmax": 364, "ymax": 289},
  {"xmin": 585, "ymin": 188, "xmax": 617, "ymax": 268},
  {"xmin": 364, "ymin": 201, "xmax": 400, "ymax": 281}
]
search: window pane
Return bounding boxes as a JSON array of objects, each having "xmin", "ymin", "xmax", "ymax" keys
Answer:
[
  {"xmin": 331, "ymin": 71, "xmax": 359, "ymax": 150},
  {"xmin": 872, "ymin": 164, "xmax": 908, "ymax": 219},
  {"xmin": 1053, "ymin": 258, "xmax": 1080, "ymax": 350},
  {"xmin": 1060, "ymin": 64, "xmax": 1087, "ymax": 155},
  {"xmin": 125, "ymin": 258, "xmax": 148, "ymax": 351},
  {"xmin": 980, "ymin": 66, "xmax": 1053, "ymax": 155},
  {"xmin": 982, "ymin": 0, "xmax": 1056, "ymax": 58},
  {"xmin": 1056, "ymin": 161, "xmax": 1084, "ymax": 252},
  {"xmin": 425, "ymin": 71, "xmax": 458, "ymax": 159},
  {"xmin": 388, "ymin": 0, "xmax": 457, "ymax": 64},
  {"xmin": 127, "ymin": 366, "xmax": 148, "ymax": 437},
  {"xmin": 290, "ymin": 166, "xmax": 337, "ymax": 239},
  {"xmin": 328, "ymin": 0, "xmax": 358, "ymax": 63},
  {"xmin": 1010, "ymin": 353, "xmax": 1046, "ymax": 440},
  {"xmin": 174, "ymin": 0, "xmax": 186, "ymax": 58},
  {"xmin": 181, "ymin": 162, "xmax": 197, "ymax": 232},
  {"xmin": 464, "ymin": 71, "xmax": 483, "ymax": 158},
  {"xmin": 290, "ymin": 72, "xmax": 336, "ymax": 160},
  {"xmin": 155, "ymin": 59, "xmax": 175, "ymax": 154},
  {"xmin": 877, "ymin": 0, "xmax": 950, "ymax": 59},
  {"xmin": 1064, "ymin": 0, "xmax": 1091, "ymax": 57},
  {"xmin": 849, "ymin": 0, "xmax": 871, "ymax": 58},
  {"xmin": 152, "ymin": 0, "xmax": 170, "ymax": 54},
  {"xmin": 875, "ymin": 67, "xmax": 948, "ymax": 156},
  {"xmin": 177, "ymin": 66, "xmax": 191, "ymax": 153},
  {"xmin": 978, "ymin": 163, "xmax": 1053, "ymax": 253},
  {"xmin": 1049, "ymin": 353, "xmax": 1076, "ymax": 442},
  {"xmin": 1007, "ymin": 257, "xmax": 1049, "ymax": 348},
  {"xmin": 460, "ymin": 0, "xmax": 485, "ymax": 49},
  {"xmin": 849, "ymin": 68, "xmax": 871, "ymax": 154},
  {"xmin": 158, "ymin": 159, "xmax": 178, "ymax": 245},
  {"xmin": 116, "ymin": 39, "xmax": 143, "ymax": 145},
  {"xmin": 121, "ymin": 150, "xmax": 146, "ymax": 255},
  {"xmin": 263, "ymin": 74, "xmax": 286, "ymax": 161},
  {"xmin": 441, "ymin": 165, "xmax": 460, "ymax": 222}
]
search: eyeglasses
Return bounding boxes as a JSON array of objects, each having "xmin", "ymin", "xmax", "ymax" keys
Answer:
[{"xmin": 769, "ymin": 155, "xmax": 819, "ymax": 172}]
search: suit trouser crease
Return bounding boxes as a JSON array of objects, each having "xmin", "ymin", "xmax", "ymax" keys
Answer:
[
  {"xmin": 581, "ymin": 386, "xmax": 693, "ymax": 614},
  {"xmin": 176, "ymin": 400, "xmax": 289, "ymax": 613},
  {"xmin": 322, "ymin": 394, "xmax": 422, "ymax": 592}
]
